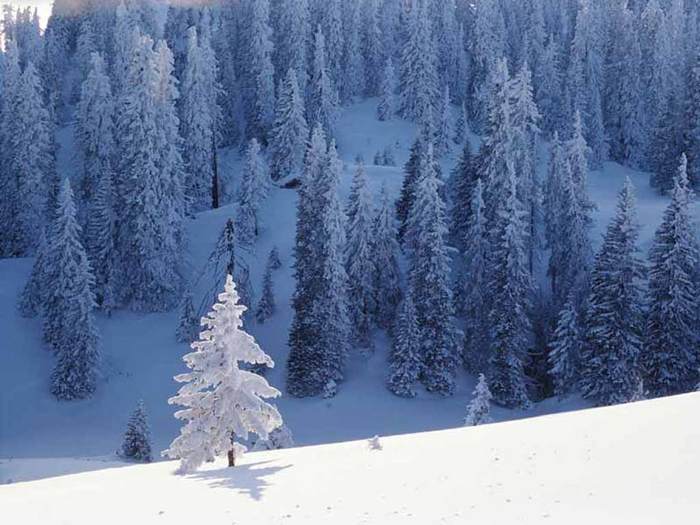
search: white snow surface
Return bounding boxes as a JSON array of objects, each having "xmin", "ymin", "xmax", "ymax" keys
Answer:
[
  {"xmin": 3, "ymin": 392, "xmax": 699, "ymax": 524},
  {"xmin": 1, "ymin": 99, "xmax": 697, "ymax": 470}
]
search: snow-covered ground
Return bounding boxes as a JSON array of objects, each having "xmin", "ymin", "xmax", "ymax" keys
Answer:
[
  {"xmin": 0, "ymin": 99, "xmax": 695, "ymax": 466},
  {"xmin": 3, "ymin": 392, "xmax": 699, "ymax": 524}
]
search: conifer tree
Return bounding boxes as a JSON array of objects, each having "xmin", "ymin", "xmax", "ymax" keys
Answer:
[
  {"xmin": 255, "ymin": 260, "xmax": 275, "ymax": 324},
  {"xmin": 407, "ymin": 144, "xmax": 458, "ymax": 396},
  {"xmin": 643, "ymin": 156, "xmax": 699, "ymax": 397},
  {"xmin": 308, "ymin": 26, "xmax": 339, "ymax": 138},
  {"xmin": 340, "ymin": 0, "xmax": 365, "ymax": 102},
  {"xmin": 175, "ymin": 291, "xmax": 199, "ymax": 344},
  {"xmin": 119, "ymin": 400, "xmax": 152, "ymax": 462},
  {"xmin": 580, "ymin": 178, "xmax": 645, "ymax": 406},
  {"xmin": 165, "ymin": 275, "xmax": 282, "ymax": 473},
  {"xmin": 237, "ymin": 138, "xmax": 269, "ymax": 244},
  {"xmin": 76, "ymin": 52, "xmax": 114, "ymax": 206},
  {"xmin": 372, "ymin": 184, "xmax": 402, "ymax": 329},
  {"xmin": 487, "ymin": 167, "xmax": 532, "ymax": 409},
  {"xmin": 268, "ymin": 246, "xmax": 282, "ymax": 270},
  {"xmin": 180, "ymin": 26, "xmax": 219, "ymax": 212},
  {"xmin": 269, "ymin": 68, "xmax": 308, "ymax": 181},
  {"xmin": 398, "ymin": 0, "xmax": 438, "ymax": 122},
  {"xmin": 274, "ymin": 0, "xmax": 309, "ymax": 94},
  {"xmin": 464, "ymin": 374, "xmax": 493, "ymax": 426},
  {"xmin": 345, "ymin": 163, "xmax": 376, "ymax": 348},
  {"xmin": 454, "ymin": 101, "xmax": 469, "ymax": 145},
  {"xmin": 17, "ymin": 229, "xmax": 48, "ymax": 318},
  {"xmin": 462, "ymin": 180, "xmax": 490, "ymax": 375},
  {"xmin": 244, "ymin": 0, "xmax": 275, "ymax": 142},
  {"xmin": 377, "ymin": 57, "xmax": 396, "ymax": 121},
  {"xmin": 45, "ymin": 179, "xmax": 100, "ymax": 401},
  {"xmin": 548, "ymin": 298, "xmax": 582, "ymax": 397},
  {"xmin": 387, "ymin": 296, "xmax": 421, "ymax": 398},
  {"xmin": 449, "ymin": 140, "xmax": 478, "ymax": 253}
]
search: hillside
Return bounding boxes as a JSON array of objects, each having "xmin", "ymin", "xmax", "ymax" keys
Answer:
[
  {"xmin": 3, "ymin": 392, "xmax": 699, "ymax": 524},
  {"xmin": 0, "ymin": 99, "xmax": 695, "ymax": 460}
]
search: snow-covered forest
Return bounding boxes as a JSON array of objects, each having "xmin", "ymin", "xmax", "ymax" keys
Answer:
[{"xmin": 2, "ymin": 0, "xmax": 700, "ymax": 492}]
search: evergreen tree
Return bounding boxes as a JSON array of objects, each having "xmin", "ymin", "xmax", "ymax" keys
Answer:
[
  {"xmin": 76, "ymin": 53, "xmax": 115, "ymax": 207},
  {"xmin": 175, "ymin": 291, "xmax": 199, "ymax": 344},
  {"xmin": 86, "ymin": 166, "xmax": 117, "ymax": 312},
  {"xmin": 462, "ymin": 180, "xmax": 490, "ymax": 375},
  {"xmin": 268, "ymin": 246, "xmax": 282, "ymax": 270},
  {"xmin": 449, "ymin": 140, "xmax": 478, "ymax": 253},
  {"xmin": 269, "ymin": 68, "xmax": 308, "ymax": 181},
  {"xmin": 344, "ymin": 162, "xmax": 376, "ymax": 348},
  {"xmin": 244, "ymin": 0, "xmax": 275, "ymax": 142},
  {"xmin": 372, "ymin": 184, "xmax": 402, "ymax": 329},
  {"xmin": 274, "ymin": 0, "xmax": 309, "ymax": 94},
  {"xmin": 643, "ymin": 156, "xmax": 699, "ymax": 397},
  {"xmin": 377, "ymin": 57, "xmax": 396, "ymax": 121},
  {"xmin": 46, "ymin": 179, "xmax": 100, "ymax": 401},
  {"xmin": 537, "ymin": 35, "xmax": 563, "ymax": 138},
  {"xmin": 548, "ymin": 298, "xmax": 582, "ymax": 397},
  {"xmin": 453, "ymin": 101, "xmax": 469, "ymax": 145},
  {"xmin": 255, "ymin": 260, "xmax": 275, "ymax": 324},
  {"xmin": 308, "ymin": 26, "xmax": 339, "ymax": 139},
  {"xmin": 180, "ymin": 26, "xmax": 220, "ymax": 212},
  {"xmin": 398, "ymin": 0, "xmax": 438, "ymax": 122},
  {"xmin": 580, "ymin": 178, "xmax": 645, "ymax": 406},
  {"xmin": 119, "ymin": 400, "xmax": 152, "ymax": 462},
  {"xmin": 387, "ymin": 296, "xmax": 421, "ymax": 398},
  {"xmin": 487, "ymin": 167, "xmax": 532, "ymax": 409},
  {"xmin": 237, "ymin": 138, "xmax": 269, "ymax": 244},
  {"xmin": 407, "ymin": 144, "xmax": 458, "ymax": 396},
  {"xmin": 464, "ymin": 374, "xmax": 493, "ymax": 426},
  {"xmin": 340, "ymin": 0, "xmax": 365, "ymax": 102},
  {"xmin": 165, "ymin": 275, "xmax": 283, "ymax": 473},
  {"xmin": 17, "ymin": 229, "xmax": 48, "ymax": 318}
]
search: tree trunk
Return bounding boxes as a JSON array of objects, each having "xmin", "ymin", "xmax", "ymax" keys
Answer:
[{"xmin": 227, "ymin": 448, "xmax": 235, "ymax": 467}]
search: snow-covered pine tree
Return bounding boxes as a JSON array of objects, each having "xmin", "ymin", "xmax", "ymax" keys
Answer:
[
  {"xmin": 268, "ymin": 246, "xmax": 282, "ymax": 270},
  {"xmin": 435, "ymin": 84, "xmax": 453, "ymax": 157},
  {"xmin": 175, "ymin": 291, "xmax": 199, "ymax": 344},
  {"xmin": 165, "ymin": 275, "xmax": 283, "ymax": 473},
  {"xmin": 579, "ymin": 178, "xmax": 645, "ymax": 406},
  {"xmin": 487, "ymin": 166, "xmax": 532, "ymax": 409},
  {"xmin": 377, "ymin": 56, "xmax": 396, "ymax": 121},
  {"xmin": 642, "ymin": 155, "xmax": 699, "ymax": 397},
  {"xmin": 76, "ymin": 52, "xmax": 114, "ymax": 208},
  {"xmin": 269, "ymin": 68, "xmax": 308, "ymax": 181},
  {"xmin": 319, "ymin": 0, "xmax": 344, "ymax": 87},
  {"xmin": 75, "ymin": 19, "xmax": 96, "ymax": 85},
  {"xmin": 387, "ymin": 295, "xmax": 421, "ymax": 398},
  {"xmin": 548, "ymin": 297, "xmax": 582, "ymax": 397},
  {"xmin": 685, "ymin": 48, "xmax": 700, "ymax": 190},
  {"xmin": 287, "ymin": 126, "xmax": 328, "ymax": 397},
  {"xmin": 9, "ymin": 60, "xmax": 54, "ymax": 255},
  {"xmin": 114, "ymin": 31, "xmax": 183, "ymax": 312},
  {"xmin": 449, "ymin": 140, "xmax": 478, "ymax": 254},
  {"xmin": 372, "ymin": 184, "xmax": 402, "ymax": 329},
  {"xmin": 86, "ymin": 164, "xmax": 116, "ymax": 312},
  {"xmin": 237, "ymin": 138, "xmax": 269, "ymax": 244},
  {"xmin": 310, "ymin": 141, "xmax": 350, "ymax": 388},
  {"xmin": 180, "ymin": 26, "xmax": 220, "ymax": 212},
  {"xmin": 344, "ymin": 162, "xmax": 376, "ymax": 349},
  {"xmin": 119, "ymin": 400, "xmax": 152, "ymax": 462},
  {"xmin": 308, "ymin": 25, "xmax": 339, "ymax": 139},
  {"xmin": 537, "ymin": 34, "xmax": 563, "ymax": 138},
  {"xmin": 362, "ymin": 0, "xmax": 383, "ymax": 98},
  {"xmin": 255, "ymin": 259, "xmax": 275, "ymax": 324},
  {"xmin": 17, "ymin": 229, "xmax": 48, "ymax": 318},
  {"xmin": 462, "ymin": 179, "xmax": 491, "ymax": 375},
  {"xmin": 274, "ymin": 0, "xmax": 309, "ymax": 95},
  {"xmin": 45, "ymin": 179, "xmax": 100, "ymax": 401},
  {"xmin": 398, "ymin": 0, "xmax": 438, "ymax": 122},
  {"xmin": 406, "ymin": 144, "xmax": 458, "ymax": 396},
  {"xmin": 243, "ymin": 0, "xmax": 275, "ymax": 142},
  {"xmin": 544, "ymin": 131, "xmax": 566, "ymax": 297},
  {"xmin": 340, "ymin": 0, "xmax": 365, "ymax": 103},
  {"xmin": 464, "ymin": 374, "xmax": 493, "ymax": 426}
]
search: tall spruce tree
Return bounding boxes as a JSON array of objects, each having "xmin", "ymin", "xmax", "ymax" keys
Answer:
[
  {"xmin": 45, "ymin": 179, "xmax": 100, "ymax": 401},
  {"xmin": 407, "ymin": 144, "xmax": 458, "ymax": 396},
  {"xmin": 372, "ymin": 184, "xmax": 402, "ymax": 329},
  {"xmin": 580, "ymin": 178, "xmax": 645, "ymax": 406},
  {"xmin": 269, "ymin": 68, "xmax": 308, "ymax": 181},
  {"xmin": 643, "ymin": 155, "xmax": 699, "ymax": 397},
  {"xmin": 387, "ymin": 296, "xmax": 421, "ymax": 398},
  {"xmin": 308, "ymin": 26, "xmax": 339, "ymax": 139}
]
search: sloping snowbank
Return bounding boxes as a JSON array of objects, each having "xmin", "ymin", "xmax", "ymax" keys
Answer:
[{"xmin": 3, "ymin": 393, "xmax": 699, "ymax": 524}]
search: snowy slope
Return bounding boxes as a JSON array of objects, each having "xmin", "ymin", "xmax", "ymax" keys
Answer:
[
  {"xmin": 3, "ymin": 393, "xmax": 700, "ymax": 524},
  {"xmin": 0, "ymin": 99, "xmax": 695, "ymax": 462}
]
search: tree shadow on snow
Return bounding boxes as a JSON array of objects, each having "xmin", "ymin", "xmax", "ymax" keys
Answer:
[{"xmin": 188, "ymin": 460, "xmax": 291, "ymax": 500}]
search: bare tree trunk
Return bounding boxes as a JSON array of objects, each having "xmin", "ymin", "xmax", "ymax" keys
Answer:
[
  {"xmin": 227, "ymin": 448, "xmax": 235, "ymax": 467},
  {"xmin": 212, "ymin": 137, "xmax": 220, "ymax": 210}
]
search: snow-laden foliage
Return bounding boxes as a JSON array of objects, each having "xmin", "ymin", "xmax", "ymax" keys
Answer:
[
  {"xmin": 464, "ymin": 374, "xmax": 493, "ymax": 426},
  {"xmin": 165, "ymin": 275, "xmax": 282, "ymax": 474},
  {"xmin": 119, "ymin": 400, "xmax": 152, "ymax": 463}
]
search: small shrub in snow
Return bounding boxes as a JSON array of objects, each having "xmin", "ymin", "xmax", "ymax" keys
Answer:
[
  {"xmin": 119, "ymin": 400, "xmax": 152, "ymax": 462},
  {"xmin": 175, "ymin": 291, "xmax": 199, "ymax": 343},
  {"xmin": 367, "ymin": 435, "xmax": 382, "ymax": 451},
  {"xmin": 465, "ymin": 374, "xmax": 493, "ymax": 426},
  {"xmin": 268, "ymin": 246, "xmax": 282, "ymax": 270},
  {"xmin": 253, "ymin": 424, "xmax": 294, "ymax": 451}
]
